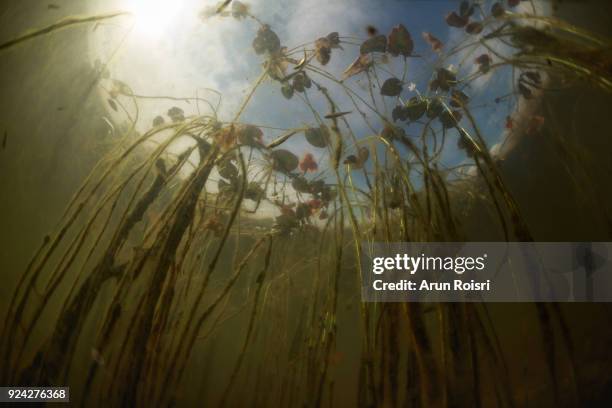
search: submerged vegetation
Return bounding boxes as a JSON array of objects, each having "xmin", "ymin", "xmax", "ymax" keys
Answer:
[{"xmin": 1, "ymin": 0, "xmax": 611, "ymax": 406}]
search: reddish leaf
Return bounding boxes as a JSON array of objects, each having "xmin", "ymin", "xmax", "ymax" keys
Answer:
[
  {"xmin": 342, "ymin": 54, "xmax": 372, "ymax": 79},
  {"xmin": 299, "ymin": 152, "xmax": 318, "ymax": 173},
  {"xmin": 465, "ymin": 21, "xmax": 483, "ymax": 35},
  {"xmin": 445, "ymin": 12, "xmax": 469, "ymax": 28},
  {"xmin": 422, "ymin": 32, "xmax": 443, "ymax": 52},
  {"xmin": 474, "ymin": 53, "xmax": 491, "ymax": 73}
]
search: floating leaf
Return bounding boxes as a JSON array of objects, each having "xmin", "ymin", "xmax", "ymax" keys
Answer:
[
  {"xmin": 435, "ymin": 68, "xmax": 458, "ymax": 91},
  {"xmin": 422, "ymin": 32, "xmax": 443, "ymax": 52},
  {"xmin": 360, "ymin": 34, "xmax": 387, "ymax": 54},
  {"xmin": 380, "ymin": 78, "xmax": 403, "ymax": 96},
  {"xmin": 381, "ymin": 123, "xmax": 407, "ymax": 141},
  {"xmin": 237, "ymin": 124, "xmax": 263, "ymax": 147},
  {"xmin": 342, "ymin": 54, "xmax": 372, "ymax": 79},
  {"xmin": 152, "ymin": 115, "xmax": 165, "ymax": 127},
  {"xmin": 281, "ymin": 82, "xmax": 294, "ymax": 99},
  {"xmin": 344, "ymin": 146, "xmax": 369, "ymax": 170},
  {"xmin": 253, "ymin": 24, "xmax": 281, "ymax": 55},
  {"xmin": 445, "ymin": 12, "xmax": 469, "ymax": 28},
  {"xmin": 405, "ymin": 97, "xmax": 427, "ymax": 121},
  {"xmin": 315, "ymin": 37, "xmax": 332, "ymax": 65},
  {"xmin": 299, "ymin": 153, "xmax": 318, "ymax": 173},
  {"xmin": 388, "ymin": 24, "xmax": 413, "ymax": 57},
  {"xmin": 326, "ymin": 32, "xmax": 342, "ymax": 49},
  {"xmin": 168, "ymin": 106, "xmax": 185, "ymax": 122},
  {"xmin": 465, "ymin": 21, "xmax": 483, "ymax": 35},
  {"xmin": 271, "ymin": 149, "xmax": 299, "ymax": 172},
  {"xmin": 474, "ymin": 54, "xmax": 491, "ymax": 73},
  {"xmin": 292, "ymin": 72, "xmax": 311, "ymax": 93},
  {"xmin": 426, "ymin": 98, "xmax": 444, "ymax": 118},
  {"xmin": 392, "ymin": 105, "xmax": 408, "ymax": 122},
  {"xmin": 304, "ymin": 126, "xmax": 329, "ymax": 148}
]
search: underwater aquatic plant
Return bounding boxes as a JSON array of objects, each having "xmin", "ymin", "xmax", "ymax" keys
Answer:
[{"xmin": 1, "ymin": 1, "xmax": 611, "ymax": 406}]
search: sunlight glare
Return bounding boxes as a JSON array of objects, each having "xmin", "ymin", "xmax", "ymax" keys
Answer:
[{"xmin": 126, "ymin": 0, "xmax": 183, "ymax": 38}]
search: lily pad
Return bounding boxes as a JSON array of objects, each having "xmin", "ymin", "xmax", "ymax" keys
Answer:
[
  {"xmin": 392, "ymin": 105, "xmax": 408, "ymax": 122},
  {"xmin": 304, "ymin": 126, "xmax": 329, "ymax": 148},
  {"xmin": 168, "ymin": 106, "xmax": 185, "ymax": 122},
  {"xmin": 152, "ymin": 115, "xmax": 165, "ymax": 127},
  {"xmin": 281, "ymin": 82, "xmax": 294, "ymax": 99},
  {"xmin": 237, "ymin": 125, "xmax": 263, "ymax": 147},
  {"xmin": 465, "ymin": 22, "xmax": 483, "ymax": 35},
  {"xmin": 326, "ymin": 32, "xmax": 342, "ymax": 49},
  {"xmin": 380, "ymin": 78, "xmax": 403, "ymax": 96},
  {"xmin": 422, "ymin": 32, "xmax": 443, "ymax": 52},
  {"xmin": 271, "ymin": 149, "xmax": 299, "ymax": 172},
  {"xmin": 360, "ymin": 35, "xmax": 387, "ymax": 54},
  {"xmin": 292, "ymin": 72, "xmax": 311, "ymax": 93},
  {"xmin": 426, "ymin": 98, "xmax": 444, "ymax": 118},
  {"xmin": 388, "ymin": 24, "xmax": 413, "ymax": 57},
  {"xmin": 253, "ymin": 24, "xmax": 281, "ymax": 55},
  {"xmin": 315, "ymin": 37, "xmax": 332, "ymax": 65},
  {"xmin": 445, "ymin": 12, "xmax": 469, "ymax": 28},
  {"xmin": 405, "ymin": 97, "xmax": 427, "ymax": 121}
]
